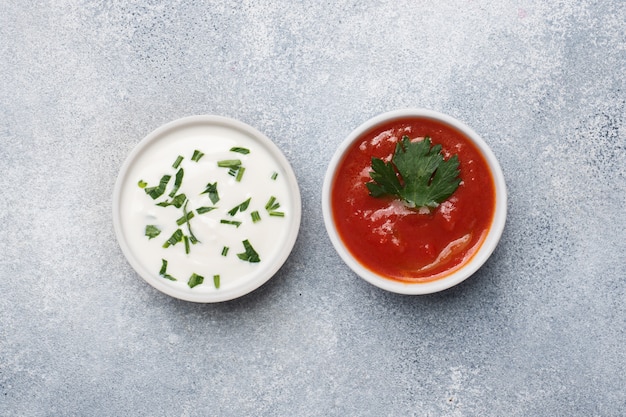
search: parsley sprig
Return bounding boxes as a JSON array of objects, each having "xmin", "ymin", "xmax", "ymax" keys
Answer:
[{"xmin": 366, "ymin": 136, "xmax": 461, "ymax": 210}]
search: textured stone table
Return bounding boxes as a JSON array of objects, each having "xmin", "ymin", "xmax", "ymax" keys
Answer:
[{"xmin": 1, "ymin": 1, "xmax": 624, "ymax": 416}]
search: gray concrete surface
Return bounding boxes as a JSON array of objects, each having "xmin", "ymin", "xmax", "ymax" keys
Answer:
[{"xmin": 1, "ymin": 1, "xmax": 624, "ymax": 416}]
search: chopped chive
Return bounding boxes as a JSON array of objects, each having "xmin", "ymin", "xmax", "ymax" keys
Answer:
[
  {"xmin": 182, "ymin": 201, "xmax": 199, "ymax": 244},
  {"xmin": 271, "ymin": 171, "xmax": 278, "ymax": 180},
  {"xmin": 188, "ymin": 273, "xmax": 204, "ymax": 288},
  {"xmin": 230, "ymin": 147, "xmax": 250, "ymax": 155},
  {"xmin": 235, "ymin": 166, "xmax": 245, "ymax": 182},
  {"xmin": 213, "ymin": 274, "xmax": 220, "ymax": 289},
  {"xmin": 265, "ymin": 196, "xmax": 278, "ymax": 211},
  {"xmin": 156, "ymin": 193, "xmax": 187, "ymax": 208},
  {"xmin": 159, "ymin": 259, "xmax": 176, "ymax": 281},
  {"xmin": 237, "ymin": 239, "xmax": 261, "ymax": 263},
  {"xmin": 251, "ymin": 210, "xmax": 261, "ymax": 223},
  {"xmin": 168, "ymin": 168, "xmax": 184, "ymax": 198},
  {"xmin": 189, "ymin": 235, "xmax": 198, "ymax": 244},
  {"xmin": 265, "ymin": 196, "xmax": 284, "ymax": 217},
  {"xmin": 228, "ymin": 198, "xmax": 251, "ymax": 216},
  {"xmin": 200, "ymin": 182, "xmax": 219, "ymax": 204},
  {"xmin": 217, "ymin": 159, "xmax": 242, "ymax": 169},
  {"xmin": 138, "ymin": 180, "xmax": 147, "ymax": 188},
  {"xmin": 196, "ymin": 206, "xmax": 217, "ymax": 214},
  {"xmin": 220, "ymin": 219, "xmax": 242, "ymax": 227},
  {"xmin": 145, "ymin": 175, "xmax": 171, "ymax": 199},
  {"xmin": 183, "ymin": 236, "xmax": 190, "ymax": 254},
  {"xmin": 145, "ymin": 225, "xmax": 161, "ymax": 239},
  {"xmin": 176, "ymin": 211, "xmax": 195, "ymax": 226},
  {"xmin": 163, "ymin": 229, "xmax": 183, "ymax": 248},
  {"xmin": 221, "ymin": 246, "xmax": 229, "ymax": 256},
  {"xmin": 191, "ymin": 150, "xmax": 204, "ymax": 162},
  {"xmin": 172, "ymin": 155, "xmax": 184, "ymax": 169}
]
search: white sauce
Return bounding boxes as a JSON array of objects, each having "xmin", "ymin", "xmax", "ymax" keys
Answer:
[{"xmin": 118, "ymin": 123, "xmax": 292, "ymax": 293}]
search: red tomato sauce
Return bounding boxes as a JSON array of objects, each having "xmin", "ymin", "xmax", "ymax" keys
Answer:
[{"xmin": 331, "ymin": 117, "xmax": 496, "ymax": 282}]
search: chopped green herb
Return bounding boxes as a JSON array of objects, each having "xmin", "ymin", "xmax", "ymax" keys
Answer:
[
  {"xmin": 217, "ymin": 159, "xmax": 242, "ymax": 169},
  {"xmin": 228, "ymin": 168, "xmax": 238, "ymax": 177},
  {"xmin": 251, "ymin": 210, "xmax": 261, "ymax": 223},
  {"xmin": 159, "ymin": 259, "xmax": 176, "ymax": 281},
  {"xmin": 176, "ymin": 210, "xmax": 195, "ymax": 226},
  {"xmin": 235, "ymin": 166, "xmax": 245, "ymax": 182},
  {"xmin": 230, "ymin": 147, "xmax": 250, "ymax": 155},
  {"xmin": 265, "ymin": 196, "xmax": 284, "ymax": 217},
  {"xmin": 265, "ymin": 196, "xmax": 279, "ymax": 211},
  {"xmin": 138, "ymin": 180, "xmax": 147, "ymax": 188},
  {"xmin": 183, "ymin": 235, "xmax": 190, "ymax": 254},
  {"xmin": 271, "ymin": 171, "xmax": 278, "ymax": 180},
  {"xmin": 366, "ymin": 136, "xmax": 461, "ymax": 210},
  {"xmin": 181, "ymin": 201, "xmax": 199, "ymax": 244},
  {"xmin": 196, "ymin": 206, "xmax": 217, "ymax": 214},
  {"xmin": 221, "ymin": 246, "xmax": 229, "ymax": 256},
  {"xmin": 172, "ymin": 155, "xmax": 184, "ymax": 169},
  {"xmin": 167, "ymin": 168, "xmax": 184, "ymax": 198},
  {"xmin": 237, "ymin": 239, "xmax": 261, "ymax": 263},
  {"xmin": 145, "ymin": 175, "xmax": 171, "ymax": 199},
  {"xmin": 145, "ymin": 225, "xmax": 161, "ymax": 239},
  {"xmin": 163, "ymin": 228, "xmax": 183, "ymax": 248},
  {"xmin": 201, "ymin": 182, "xmax": 219, "ymax": 204},
  {"xmin": 213, "ymin": 274, "xmax": 220, "ymax": 289},
  {"xmin": 220, "ymin": 219, "xmax": 242, "ymax": 227},
  {"xmin": 156, "ymin": 193, "xmax": 187, "ymax": 208},
  {"xmin": 228, "ymin": 198, "xmax": 251, "ymax": 216},
  {"xmin": 191, "ymin": 150, "xmax": 204, "ymax": 162},
  {"xmin": 188, "ymin": 273, "xmax": 204, "ymax": 288}
]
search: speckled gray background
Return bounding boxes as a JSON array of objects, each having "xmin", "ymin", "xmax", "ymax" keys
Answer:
[{"xmin": 1, "ymin": 1, "xmax": 625, "ymax": 416}]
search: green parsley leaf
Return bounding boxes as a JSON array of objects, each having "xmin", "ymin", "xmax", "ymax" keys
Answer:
[
  {"xmin": 237, "ymin": 239, "xmax": 260, "ymax": 263},
  {"xmin": 145, "ymin": 225, "xmax": 161, "ymax": 239},
  {"xmin": 366, "ymin": 136, "xmax": 461, "ymax": 209},
  {"xmin": 188, "ymin": 273, "xmax": 204, "ymax": 288}
]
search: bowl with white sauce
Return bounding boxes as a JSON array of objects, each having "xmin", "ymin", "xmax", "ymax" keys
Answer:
[{"xmin": 113, "ymin": 115, "xmax": 301, "ymax": 302}]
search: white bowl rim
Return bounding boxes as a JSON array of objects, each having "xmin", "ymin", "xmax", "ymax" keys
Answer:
[
  {"xmin": 321, "ymin": 108, "xmax": 507, "ymax": 294},
  {"xmin": 113, "ymin": 115, "xmax": 302, "ymax": 302}
]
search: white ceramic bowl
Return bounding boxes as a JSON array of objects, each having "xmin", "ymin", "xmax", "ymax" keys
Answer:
[
  {"xmin": 322, "ymin": 109, "xmax": 507, "ymax": 294},
  {"xmin": 113, "ymin": 115, "xmax": 301, "ymax": 302}
]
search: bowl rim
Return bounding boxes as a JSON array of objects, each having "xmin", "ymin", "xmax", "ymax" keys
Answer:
[
  {"xmin": 112, "ymin": 115, "xmax": 302, "ymax": 302},
  {"xmin": 321, "ymin": 108, "xmax": 507, "ymax": 294}
]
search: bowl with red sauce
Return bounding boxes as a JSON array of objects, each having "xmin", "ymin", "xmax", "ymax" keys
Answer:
[{"xmin": 322, "ymin": 109, "xmax": 506, "ymax": 294}]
